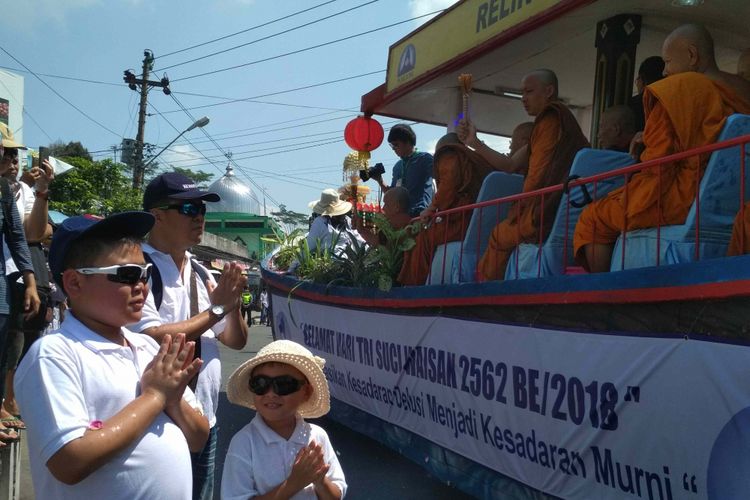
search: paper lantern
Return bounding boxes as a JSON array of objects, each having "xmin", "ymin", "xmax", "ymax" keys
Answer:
[{"xmin": 344, "ymin": 116, "xmax": 384, "ymax": 161}]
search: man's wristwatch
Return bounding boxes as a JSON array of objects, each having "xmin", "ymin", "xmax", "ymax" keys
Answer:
[{"xmin": 209, "ymin": 304, "xmax": 227, "ymax": 320}]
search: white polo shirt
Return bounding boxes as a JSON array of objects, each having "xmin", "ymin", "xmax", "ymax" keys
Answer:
[
  {"xmin": 15, "ymin": 314, "xmax": 198, "ymax": 500},
  {"xmin": 221, "ymin": 415, "xmax": 347, "ymax": 499},
  {"xmin": 131, "ymin": 244, "xmax": 226, "ymax": 427}
]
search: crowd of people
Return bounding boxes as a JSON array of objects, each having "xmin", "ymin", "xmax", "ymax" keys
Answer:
[
  {"xmin": 292, "ymin": 23, "xmax": 750, "ymax": 286},
  {"xmin": 0, "ymin": 18, "xmax": 748, "ymax": 500},
  {"xmin": 2, "ymin": 167, "xmax": 346, "ymax": 499}
]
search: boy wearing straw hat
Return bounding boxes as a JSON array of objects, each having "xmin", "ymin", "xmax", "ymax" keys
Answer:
[{"xmin": 222, "ymin": 340, "xmax": 346, "ymax": 499}]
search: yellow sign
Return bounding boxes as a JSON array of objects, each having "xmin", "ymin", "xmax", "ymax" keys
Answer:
[{"xmin": 386, "ymin": 0, "xmax": 563, "ymax": 92}]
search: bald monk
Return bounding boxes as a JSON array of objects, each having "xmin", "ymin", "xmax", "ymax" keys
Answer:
[
  {"xmin": 398, "ymin": 133, "xmax": 493, "ymax": 285},
  {"xmin": 459, "ymin": 69, "xmax": 589, "ymax": 280},
  {"xmin": 509, "ymin": 122, "xmax": 535, "ymax": 174},
  {"xmin": 739, "ymin": 49, "xmax": 750, "ymax": 81},
  {"xmin": 575, "ymin": 24, "xmax": 750, "ymax": 272},
  {"xmin": 598, "ymin": 105, "xmax": 637, "ymax": 152},
  {"xmin": 630, "ymin": 56, "xmax": 665, "ymax": 130},
  {"xmin": 356, "ymin": 186, "xmax": 412, "ymax": 248}
]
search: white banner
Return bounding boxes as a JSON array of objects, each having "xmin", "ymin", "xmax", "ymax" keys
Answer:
[{"xmin": 271, "ymin": 293, "xmax": 750, "ymax": 500}]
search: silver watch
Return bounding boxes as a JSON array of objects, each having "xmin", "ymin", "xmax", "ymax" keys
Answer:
[{"xmin": 210, "ymin": 304, "xmax": 226, "ymax": 319}]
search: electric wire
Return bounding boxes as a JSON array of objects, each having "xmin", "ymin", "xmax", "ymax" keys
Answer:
[
  {"xmin": 168, "ymin": 94, "xmax": 330, "ymax": 193},
  {"xmin": 0, "ymin": 45, "xmax": 122, "ymax": 137},
  {"xmin": 161, "ymin": 70, "xmax": 384, "ymax": 114},
  {"xmin": 156, "ymin": 0, "xmax": 339, "ymax": 60},
  {"xmin": 171, "ymin": 9, "xmax": 442, "ymax": 82},
  {"xmin": 155, "ymin": 0, "xmax": 379, "ymax": 72}
]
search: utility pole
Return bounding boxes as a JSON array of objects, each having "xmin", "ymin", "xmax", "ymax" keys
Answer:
[{"xmin": 123, "ymin": 50, "xmax": 171, "ymax": 190}]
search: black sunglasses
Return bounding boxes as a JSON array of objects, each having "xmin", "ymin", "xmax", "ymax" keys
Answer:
[
  {"xmin": 157, "ymin": 202, "xmax": 207, "ymax": 217},
  {"xmin": 75, "ymin": 263, "xmax": 153, "ymax": 285},
  {"xmin": 248, "ymin": 375, "xmax": 307, "ymax": 396}
]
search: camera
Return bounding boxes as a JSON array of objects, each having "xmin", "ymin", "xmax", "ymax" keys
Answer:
[{"xmin": 359, "ymin": 162, "xmax": 385, "ymax": 182}]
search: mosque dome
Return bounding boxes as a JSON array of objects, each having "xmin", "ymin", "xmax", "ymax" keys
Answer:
[{"xmin": 206, "ymin": 165, "xmax": 262, "ymax": 215}]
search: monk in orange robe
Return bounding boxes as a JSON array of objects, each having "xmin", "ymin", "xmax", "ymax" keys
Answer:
[
  {"xmin": 459, "ymin": 70, "xmax": 589, "ymax": 281},
  {"xmin": 574, "ymin": 24, "xmax": 750, "ymax": 272},
  {"xmin": 727, "ymin": 204, "xmax": 750, "ymax": 256},
  {"xmin": 398, "ymin": 133, "xmax": 493, "ymax": 285}
]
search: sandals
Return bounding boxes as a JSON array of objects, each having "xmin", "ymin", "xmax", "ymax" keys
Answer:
[
  {"xmin": 0, "ymin": 417, "xmax": 25, "ymax": 430},
  {"xmin": 0, "ymin": 427, "xmax": 19, "ymax": 442}
]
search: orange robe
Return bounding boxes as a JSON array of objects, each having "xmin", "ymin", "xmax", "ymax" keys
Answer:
[
  {"xmin": 574, "ymin": 72, "xmax": 750, "ymax": 269},
  {"xmin": 728, "ymin": 202, "xmax": 750, "ymax": 256},
  {"xmin": 398, "ymin": 145, "xmax": 492, "ymax": 285},
  {"xmin": 478, "ymin": 102, "xmax": 589, "ymax": 281}
]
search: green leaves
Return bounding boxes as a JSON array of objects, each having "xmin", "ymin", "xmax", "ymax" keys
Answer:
[{"xmin": 49, "ymin": 158, "xmax": 143, "ymax": 216}]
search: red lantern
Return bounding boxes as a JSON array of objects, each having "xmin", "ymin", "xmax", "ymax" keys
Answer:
[{"xmin": 344, "ymin": 116, "xmax": 384, "ymax": 159}]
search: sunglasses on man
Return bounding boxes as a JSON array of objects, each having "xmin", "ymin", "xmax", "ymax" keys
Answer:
[
  {"xmin": 248, "ymin": 375, "xmax": 307, "ymax": 396},
  {"xmin": 156, "ymin": 202, "xmax": 207, "ymax": 217},
  {"xmin": 75, "ymin": 263, "xmax": 153, "ymax": 285}
]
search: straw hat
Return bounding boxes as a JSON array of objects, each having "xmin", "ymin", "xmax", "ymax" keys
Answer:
[
  {"xmin": 308, "ymin": 188, "xmax": 352, "ymax": 217},
  {"xmin": 0, "ymin": 123, "xmax": 26, "ymax": 149},
  {"xmin": 226, "ymin": 340, "xmax": 331, "ymax": 418}
]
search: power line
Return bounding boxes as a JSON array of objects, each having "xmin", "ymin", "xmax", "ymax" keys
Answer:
[
  {"xmin": 162, "ymin": 69, "xmax": 384, "ymax": 114},
  {"xmin": 0, "ymin": 45, "xmax": 121, "ymax": 137},
  {"xmin": 87, "ymin": 109, "xmax": 357, "ymax": 154},
  {"xmin": 0, "ymin": 64, "xmax": 122, "ymax": 86},
  {"xmin": 156, "ymin": 0, "xmax": 377, "ymax": 72},
  {"xmin": 171, "ymin": 9, "xmax": 443, "ymax": 82},
  {"xmin": 157, "ymin": 0, "xmax": 339, "ymax": 60},
  {"xmin": 168, "ymin": 94, "xmax": 330, "ymax": 195},
  {"xmin": 172, "ymin": 91, "xmax": 353, "ymax": 113}
]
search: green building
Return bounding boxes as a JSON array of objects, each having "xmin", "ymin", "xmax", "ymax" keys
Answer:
[{"xmin": 204, "ymin": 166, "xmax": 276, "ymax": 260}]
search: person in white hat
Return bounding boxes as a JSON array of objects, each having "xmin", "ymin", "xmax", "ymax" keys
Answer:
[
  {"xmin": 221, "ymin": 340, "xmax": 346, "ymax": 499},
  {"xmin": 304, "ymin": 188, "xmax": 365, "ymax": 259}
]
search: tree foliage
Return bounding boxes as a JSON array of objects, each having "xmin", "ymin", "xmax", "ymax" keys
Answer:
[
  {"xmin": 47, "ymin": 140, "xmax": 92, "ymax": 161},
  {"xmin": 49, "ymin": 157, "xmax": 143, "ymax": 215},
  {"xmin": 170, "ymin": 166, "xmax": 214, "ymax": 188},
  {"xmin": 271, "ymin": 204, "xmax": 309, "ymax": 235}
]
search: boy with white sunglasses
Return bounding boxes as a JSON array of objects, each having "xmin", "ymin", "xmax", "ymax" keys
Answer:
[{"xmin": 15, "ymin": 211, "xmax": 209, "ymax": 499}]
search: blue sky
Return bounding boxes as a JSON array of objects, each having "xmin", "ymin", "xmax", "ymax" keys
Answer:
[{"xmin": 1, "ymin": 0, "xmax": 507, "ymax": 214}]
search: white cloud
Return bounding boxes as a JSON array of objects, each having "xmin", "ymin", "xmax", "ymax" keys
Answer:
[
  {"xmin": 160, "ymin": 144, "xmax": 204, "ymax": 169},
  {"xmin": 409, "ymin": 0, "xmax": 458, "ymax": 19}
]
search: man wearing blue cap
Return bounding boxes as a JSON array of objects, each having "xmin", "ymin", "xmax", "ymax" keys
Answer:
[
  {"xmin": 133, "ymin": 172, "xmax": 248, "ymax": 500},
  {"xmin": 15, "ymin": 211, "xmax": 209, "ymax": 499}
]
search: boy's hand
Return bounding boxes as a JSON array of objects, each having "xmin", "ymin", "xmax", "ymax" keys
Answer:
[
  {"xmin": 208, "ymin": 262, "xmax": 245, "ymax": 312},
  {"xmin": 287, "ymin": 442, "xmax": 328, "ymax": 492},
  {"xmin": 141, "ymin": 333, "xmax": 202, "ymax": 408}
]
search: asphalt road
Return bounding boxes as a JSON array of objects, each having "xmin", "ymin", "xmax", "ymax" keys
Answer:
[{"xmin": 17, "ymin": 319, "xmax": 474, "ymax": 499}]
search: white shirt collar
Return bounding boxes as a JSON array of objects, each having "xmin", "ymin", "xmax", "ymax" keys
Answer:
[
  {"xmin": 62, "ymin": 313, "xmax": 150, "ymax": 353},
  {"xmin": 252, "ymin": 414, "xmax": 310, "ymax": 446}
]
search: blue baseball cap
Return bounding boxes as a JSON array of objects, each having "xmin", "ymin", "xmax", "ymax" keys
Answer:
[
  {"xmin": 49, "ymin": 211, "xmax": 155, "ymax": 288},
  {"xmin": 143, "ymin": 172, "xmax": 220, "ymax": 210}
]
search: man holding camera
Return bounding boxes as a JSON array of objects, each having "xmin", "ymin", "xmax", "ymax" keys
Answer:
[{"xmin": 370, "ymin": 124, "xmax": 433, "ymax": 218}]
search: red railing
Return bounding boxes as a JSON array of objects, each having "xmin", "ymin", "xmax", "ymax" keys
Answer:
[{"xmin": 421, "ymin": 133, "xmax": 750, "ymax": 285}]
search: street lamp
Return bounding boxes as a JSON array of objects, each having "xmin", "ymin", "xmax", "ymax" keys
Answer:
[{"xmin": 133, "ymin": 116, "xmax": 210, "ymax": 189}]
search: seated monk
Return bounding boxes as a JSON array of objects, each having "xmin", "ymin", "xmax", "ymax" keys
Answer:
[
  {"xmin": 597, "ymin": 105, "xmax": 637, "ymax": 152},
  {"xmin": 356, "ymin": 186, "xmax": 412, "ymax": 248},
  {"xmin": 574, "ymin": 24, "xmax": 750, "ymax": 272},
  {"xmin": 508, "ymin": 122, "xmax": 534, "ymax": 175},
  {"xmin": 727, "ymin": 204, "xmax": 750, "ymax": 256},
  {"xmin": 398, "ymin": 133, "xmax": 493, "ymax": 285},
  {"xmin": 630, "ymin": 56, "xmax": 665, "ymax": 131},
  {"xmin": 459, "ymin": 69, "xmax": 589, "ymax": 281}
]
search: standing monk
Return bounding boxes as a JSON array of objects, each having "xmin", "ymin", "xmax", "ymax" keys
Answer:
[
  {"xmin": 574, "ymin": 24, "xmax": 750, "ymax": 272},
  {"xmin": 459, "ymin": 69, "xmax": 589, "ymax": 281},
  {"xmin": 398, "ymin": 133, "xmax": 493, "ymax": 285}
]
